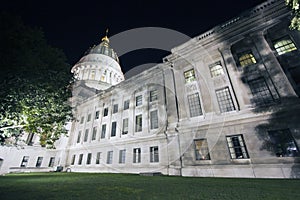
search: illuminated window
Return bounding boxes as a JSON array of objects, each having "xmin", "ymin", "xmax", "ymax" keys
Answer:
[
  {"xmin": 135, "ymin": 115, "xmax": 142, "ymax": 132},
  {"xmin": 150, "ymin": 146, "xmax": 159, "ymax": 163},
  {"xmin": 268, "ymin": 129, "xmax": 299, "ymax": 157},
  {"xmin": 36, "ymin": 157, "xmax": 43, "ymax": 167},
  {"xmin": 184, "ymin": 69, "xmax": 196, "ymax": 83},
  {"xmin": 136, "ymin": 95, "xmax": 142, "ymax": 106},
  {"xmin": 107, "ymin": 151, "xmax": 113, "ymax": 164},
  {"xmin": 86, "ymin": 153, "xmax": 92, "ymax": 165},
  {"xmin": 90, "ymin": 70, "xmax": 95, "ymax": 80},
  {"xmin": 150, "ymin": 89, "xmax": 158, "ymax": 102},
  {"xmin": 194, "ymin": 139, "xmax": 210, "ymax": 160},
  {"xmin": 122, "ymin": 118, "xmax": 128, "ymax": 135},
  {"xmin": 226, "ymin": 135, "xmax": 249, "ymax": 159},
  {"xmin": 238, "ymin": 52, "xmax": 257, "ymax": 67},
  {"xmin": 187, "ymin": 93, "xmax": 203, "ymax": 117},
  {"xmin": 274, "ymin": 37, "xmax": 297, "ymax": 55},
  {"xmin": 150, "ymin": 110, "xmax": 158, "ymax": 129},
  {"xmin": 209, "ymin": 61, "xmax": 224, "ymax": 77},
  {"xmin": 216, "ymin": 87, "xmax": 235, "ymax": 113},
  {"xmin": 119, "ymin": 149, "xmax": 126, "ymax": 164},
  {"xmin": 133, "ymin": 148, "xmax": 141, "ymax": 163}
]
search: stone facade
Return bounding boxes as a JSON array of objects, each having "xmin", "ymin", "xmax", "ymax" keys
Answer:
[{"xmin": 1, "ymin": 0, "xmax": 300, "ymax": 178}]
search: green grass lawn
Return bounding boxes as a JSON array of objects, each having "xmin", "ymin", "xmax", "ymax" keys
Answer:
[{"xmin": 0, "ymin": 173, "xmax": 299, "ymax": 200}]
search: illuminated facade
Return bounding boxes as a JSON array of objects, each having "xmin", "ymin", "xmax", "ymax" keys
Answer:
[{"xmin": 1, "ymin": 0, "xmax": 300, "ymax": 178}]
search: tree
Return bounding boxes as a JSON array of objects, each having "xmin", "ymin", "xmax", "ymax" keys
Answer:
[
  {"xmin": 0, "ymin": 12, "xmax": 73, "ymax": 148},
  {"xmin": 286, "ymin": 0, "xmax": 300, "ymax": 30}
]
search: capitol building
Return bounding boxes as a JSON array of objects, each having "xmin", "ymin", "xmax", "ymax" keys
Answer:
[{"xmin": 1, "ymin": 0, "xmax": 300, "ymax": 178}]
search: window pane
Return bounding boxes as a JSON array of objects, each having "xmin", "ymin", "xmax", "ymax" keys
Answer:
[
  {"xmin": 133, "ymin": 148, "xmax": 141, "ymax": 163},
  {"xmin": 96, "ymin": 152, "xmax": 101, "ymax": 164},
  {"xmin": 187, "ymin": 93, "xmax": 203, "ymax": 117},
  {"xmin": 111, "ymin": 122, "xmax": 117, "ymax": 137},
  {"xmin": 124, "ymin": 100, "xmax": 130, "ymax": 110},
  {"xmin": 150, "ymin": 90, "xmax": 158, "ymax": 102},
  {"xmin": 210, "ymin": 61, "xmax": 224, "ymax": 77},
  {"xmin": 119, "ymin": 149, "xmax": 126, "ymax": 163},
  {"xmin": 122, "ymin": 118, "xmax": 129, "ymax": 135},
  {"xmin": 49, "ymin": 157, "xmax": 55, "ymax": 167},
  {"xmin": 107, "ymin": 151, "xmax": 113, "ymax": 164},
  {"xmin": 78, "ymin": 154, "xmax": 83, "ymax": 165},
  {"xmin": 150, "ymin": 110, "xmax": 159, "ymax": 129},
  {"xmin": 184, "ymin": 69, "xmax": 196, "ymax": 83},
  {"xmin": 84, "ymin": 129, "xmax": 89, "ymax": 142},
  {"xmin": 226, "ymin": 135, "xmax": 249, "ymax": 159},
  {"xmin": 268, "ymin": 129, "xmax": 299, "ymax": 157},
  {"xmin": 77, "ymin": 131, "xmax": 81, "ymax": 143},
  {"xmin": 135, "ymin": 115, "xmax": 142, "ymax": 132},
  {"xmin": 95, "ymin": 111, "xmax": 100, "ymax": 119},
  {"xmin": 86, "ymin": 153, "xmax": 92, "ymax": 165},
  {"xmin": 101, "ymin": 124, "xmax": 106, "ymax": 139},
  {"xmin": 113, "ymin": 104, "xmax": 118, "ymax": 113},
  {"xmin": 71, "ymin": 155, "xmax": 75, "ymax": 165},
  {"xmin": 87, "ymin": 113, "xmax": 91, "ymax": 122},
  {"xmin": 150, "ymin": 146, "xmax": 159, "ymax": 163},
  {"xmin": 194, "ymin": 139, "xmax": 210, "ymax": 160},
  {"xmin": 103, "ymin": 108, "xmax": 108, "ymax": 117},
  {"xmin": 36, "ymin": 157, "xmax": 43, "ymax": 167},
  {"xmin": 274, "ymin": 38, "xmax": 297, "ymax": 55},
  {"xmin": 92, "ymin": 127, "xmax": 97, "ymax": 140},
  {"xmin": 136, "ymin": 95, "xmax": 142, "ymax": 106},
  {"xmin": 238, "ymin": 52, "xmax": 257, "ymax": 67},
  {"xmin": 216, "ymin": 87, "xmax": 235, "ymax": 113},
  {"xmin": 20, "ymin": 156, "xmax": 29, "ymax": 167}
]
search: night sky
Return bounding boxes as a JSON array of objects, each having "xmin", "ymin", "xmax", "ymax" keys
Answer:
[{"xmin": 2, "ymin": 0, "xmax": 266, "ymax": 73}]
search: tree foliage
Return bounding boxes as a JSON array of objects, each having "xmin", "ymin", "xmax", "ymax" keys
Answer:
[
  {"xmin": 286, "ymin": 0, "xmax": 300, "ymax": 30},
  {"xmin": 0, "ymin": 12, "xmax": 72, "ymax": 148}
]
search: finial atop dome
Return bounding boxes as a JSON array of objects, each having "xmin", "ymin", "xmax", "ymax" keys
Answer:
[{"xmin": 101, "ymin": 28, "xmax": 109, "ymax": 45}]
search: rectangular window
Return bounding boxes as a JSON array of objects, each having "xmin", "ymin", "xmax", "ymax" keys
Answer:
[
  {"xmin": 84, "ymin": 129, "xmax": 89, "ymax": 142},
  {"xmin": 119, "ymin": 149, "xmax": 126, "ymax": 164},
  {"xmin": 136, "ymin": 95, "xmax": 143, "ymax": 106},
  {"xmin": 113, "ymin": 104, "xmax": 118, "ymax": 113},
  {"xmin": 103, "ymin": 108, "xmax": 108, "ymax": 117},
  {"xmin": 248, "ymin": 78, "xmax": 278, "ymax": 106},
  {"xmin": 124, "ymin": 100, "xmax": 130, "ymax": 110},
  {"xmin": 96, "ymin": 152, "xmax": 101, "ymax": 164},
  {"xmin": 188, "ymin": 93, "xmax": 203, "ymax": 117},
  {"xmin": 101, "ymin": 124, "xmax": 106, "ymax": 139},
  {"xmin": 150, "ymin": 90, "xmax": 158, "ymax": 102},
  {"xmin": 238, "ymin": 52, "xmax": 257, "ymax": 67},
  {"xmin": 36, "ymin": 157, "xmax": 43, "ymax": 167},
  {"xmin": 209, "ymin": 61, "xmax": 224, "ymax": 78},
  {"xmin": 122, "ymin": 118, "xmax": 129, "ymax": 135},
  {"xmin": 87, "ymin": 113, "xmax": 91, "ymax": 122},
  {"xmin": 135, "ymin": 114, "xmax": 142, "ymax": 132},
  {"xmin": 273, "ymin": 37, "xmax": 297, "ymax": 55},
  {"xmin": 76, "ymin": 131, "xmax": 81, "ymax": 143},
  {"xmin": 216, "ymin": 87, "xmax": 235, "ymax": 113},
  {"xmin": 184, "ymin": 69, "xmax": 196, "ymax": 83},
  {"xmin": 107, "ymin": 151, "xmax": 113, "ymax": 164},
  {"xmin": 48, "ymin": 157, "xmax": 55, "ymax": 167},
  {"xmin": 111, "ymin": 122, "xmax": 117, "ymax": 137},
  {"xmin": 78, "ymin": 154, "xmax": 83, "ymax": 165},
  {"xmin": 150, "ymin": 110, "xmax": 158, "ymax": 129},
  {"xmin": 71, "ymin": 155, "xmax": 75, "ymax": 165},
  {"xmin": 86, "ymin": 153, "xmax": 92, "ymax": 165},
  {"xmin": 194, "ymin": 139, "xmax": 210, "ymax": 160},
  {"xmin": 92, "ymin": 127, "xmax": 97, "ymax": 141},
  {"xmin": 226, "ymin": 135, "xmax": 249, "ymax": 159},
  {"xmin": 20, "ymin": 156, "xmax": 29, "ymax": 167},
  {"xmin": 80, "ymin": 116, "xmax": 84, "ymax": 124},
  {"xmin": 150, "ymin": 146, "xmax": 159, "ymax": 163},
  {"xmin": 133, "ymin": 148, "xmax": 141, "ymax": 163},
  {"xmin": 95, "ymin": 111, "xmax": 100, "ymax": 119},
  {"xmin": 268, "ymin": 129, "xmax": 299, "ymax": 157}
]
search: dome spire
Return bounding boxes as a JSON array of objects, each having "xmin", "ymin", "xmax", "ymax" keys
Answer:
[{"xmin": 101, "ymin": 28, "xmax": 109, "ymax": 46}]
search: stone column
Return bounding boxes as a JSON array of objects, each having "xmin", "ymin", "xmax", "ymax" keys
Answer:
[{"xmin": 250, "ymin": 31, "xmax": 296, "ymax": 96}]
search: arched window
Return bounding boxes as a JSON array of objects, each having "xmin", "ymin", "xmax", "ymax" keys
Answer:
[
  {"xmin": 238, "ymin": 52, "xmax": 257, "ymax": 67},
  {"xmin": 274, "ymin": 38, "xmax": 297, "ymax": 55}
]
